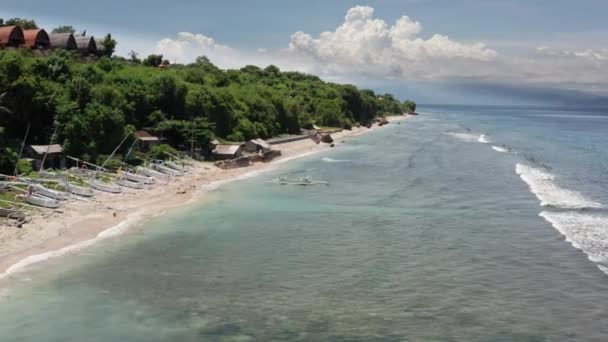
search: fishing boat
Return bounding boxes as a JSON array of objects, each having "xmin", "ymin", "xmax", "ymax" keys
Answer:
[
  {"xmin": 63, "ymin": 183, "xmax": 95, "ymax": 197},
  {"xmin": 39, "ymin": 170, "xmax": 62, "ymax": 179},
  {"xmin": 124, "ymin": 172, "xmax": 156, "ymax": 184},
  {"xmin": 152, "ymin": 163, "xmax": 184, "ymax": 177},
  {"xmin": 0, "ymin": 207, "xmax": 26, "ymax": 220},
  {"xmin": 89, "ymin": 179, "xmax": 122, "ymax": 194},
  {"xmin": 115, "ymin": 178, "xmax": 144, "ymax": 189},
  {"xmin": 20, "ymin": 194, "xmax": 61, "ymax": 208},
  {"xmin": 136, "ymin": 166, "xmax": 168, "ymax": 180},
  {"xmin": 165, "ymin": 161, "xmax": 188, "ymax": 172},
  {"xmin": 30, "ymin": 184, "xmax": 68, "ymax": 200},
  {"xmin": 265, "ymin": 176, "xmax": 329, "ymax": 186}
]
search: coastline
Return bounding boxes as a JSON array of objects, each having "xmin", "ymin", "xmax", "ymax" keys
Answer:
[{"xmin": 0, "ymin": 115, "xmax": 411, "ymax": 281}]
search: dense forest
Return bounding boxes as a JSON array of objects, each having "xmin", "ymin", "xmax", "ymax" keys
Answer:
[{"xmin": 0, "ymin": 19, "xmax": 415, "ymax": 173}]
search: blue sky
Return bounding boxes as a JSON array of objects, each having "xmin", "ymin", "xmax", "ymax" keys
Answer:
[{"xmin": 3, "ymin": 0, "xmax": 608, "ymax": 105}]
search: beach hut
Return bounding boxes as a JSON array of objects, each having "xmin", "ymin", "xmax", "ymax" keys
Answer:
[
  {"xmin": 74, "ymin": 35, "xmax": 97, "ymax": 55},
  {"xmin": 0, "ymin": 26, "xmax": 25, "ymax": 47},
  {"xmin": 244, "ymin": 139, "xmax": 272, "ymax": 153},
  {"xmin": 134, "ymin": 130, "xmax": 161, "ymax": 152},
  {"xmin": 48, "ymin": 33, "xmax": 77, "ymax": 50},
  {"xmin": 27, "ymin": 144, "xmax": 66, "ymax": 170},
  {"xmin": 213, "ymin": 144, "xmax": 243, "ymax": 160},
  {"xmin": 21, "ymin": 29, "xmax": 50, "ymax": 49},
  {"xmin": 95, "ymin": 38, "xmax": 106, "ymax": 56}
]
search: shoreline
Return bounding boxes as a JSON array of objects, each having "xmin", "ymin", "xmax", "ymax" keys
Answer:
[{"xmin": 0, "ymin": 115, "xmax": 411, "ymax": 281}]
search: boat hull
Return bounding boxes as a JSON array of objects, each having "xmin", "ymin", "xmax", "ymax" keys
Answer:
[
  {"xmin": 89, "ymin": 180, "xmax": 122, "ymax": 194},
  {"xmin": 116, "ymin": 179, "xmax": 144, "ymax": 189},
  {"xmin": 64, "ymin": 183, "xmax": 95, "ymax": 197},
  {"xmin": 22, "ymin": 195, "xmax": 61, "ymax": 208},
  {"xmin": 31, "ymin": 184, "xmax": 68, "ymax": 200}
]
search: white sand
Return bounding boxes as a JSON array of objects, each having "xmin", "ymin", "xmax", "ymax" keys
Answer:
[{"xmin": 0, "ymin": 115, "xmax": 411, "ymax": 278}]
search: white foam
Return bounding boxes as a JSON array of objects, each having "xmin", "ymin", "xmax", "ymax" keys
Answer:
[
  {"xmin": 492, "ymin": 146, "xmax": 508, "ymax": 153},
  {"xmin": 515, "ymin": 163, "xmax": 603, "ymax": 209},
  {"xmin": 478, "ymin": 134, "xmax": 490, "ymax": 144},
  {"xmin": 321, "ymin": 157, "xmax": 351, "ymax": 163},
  {"xmin": 0, "ymin": 211, "xmax": 146, "ymax": 280},
  {"xmin": 443, "ymin": 132, "xmax": 479, "ymax": 142},
  {"xmin": 540, "ymin": 211, "xmax": 608, "ymax": 275}
]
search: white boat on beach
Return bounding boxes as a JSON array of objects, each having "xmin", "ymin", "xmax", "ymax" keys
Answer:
[
  {"xmin": 89, "ymin": 180, "xmax": 122, "ymax": 194},
  {"xmin": 30, "ymin": 184, "xmax": 68, "ymax": 200},
  {"xmin": 152, "ymin": 163, "xmax": 184, "ymax": 177},
  {"xmin": 63, "ymin": 183, "xmax": 95, "ymax": 197},
  {"xmin": 136, "ymin": 166, "xmax": 168, "ymax": 180},
  {"xmin": 124, "ymin": 172, "xmax": 156, "ymax": 184},
  {"xmin": 165, "ymin": 161, "xmax": 188, "ymax": 172},
  {"xmin": 115, "ymin": 178, "xmax": 144, "ymax": 189},
  {"xmin": 20, "ymin": 194, "xmax": 61, "ymax": 208}
]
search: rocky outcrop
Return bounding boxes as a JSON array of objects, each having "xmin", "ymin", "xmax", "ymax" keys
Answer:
[
  {"xmin": 378, "ymin": 117, "xmax": 389, "ymax": 126},
  {"xmin": 321, "ymin": 134, "xmax": 334, "ymax": 144}
]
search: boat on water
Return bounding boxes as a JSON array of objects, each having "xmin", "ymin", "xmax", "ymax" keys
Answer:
[
  {"xmin": 265, "ymin": 176, "xmax": 329, "ymax": 186},
  {"xmin": 152, "ymin": 163, "xmax": 184, "ymax": 177},
  {"xmin": 89, "ymin": 180, "xmax": 122, "ymax": 194},
  {"xmin": 63, "ymin": 183, "xmax": 95, "ymax": 197},
  {"xmin": 115, "ymin": 178, "xmax": 144, "ymax": 189},
  {"xmin": 136, "ymin": 166, "xmax": 168, "ymax": 180},
  {"xmin": 123, "ymin": 172, "xmax": 156, "ymax": 184},
  {"xmin": 20, "ymin": 194, "xmax": 61, "ymax": 208},
  {"xmin": 30, "ymin": 184, "xmax": 68, "ymax": 200}
]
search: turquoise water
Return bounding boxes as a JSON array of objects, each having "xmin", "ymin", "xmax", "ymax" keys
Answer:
[{"xmin": 1, "ymin": 106, "xmax": 608, "ymax": 341}]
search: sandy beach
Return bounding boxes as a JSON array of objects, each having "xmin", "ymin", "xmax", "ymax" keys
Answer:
[{"xmin": 0, "ymin": 115, "xmax": 411, "ymax": 280}]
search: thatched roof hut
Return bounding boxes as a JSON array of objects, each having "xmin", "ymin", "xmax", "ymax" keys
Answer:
[
  {"xmin": 74, "ymin": 35, "xmax": 97, "ymax": 54},
  {"xmin": 48, "ymin": 33, "xmax": 77, "ymax": 50},
  {"xmin": 213, "ymin": 144, "xmax": 243, "ymax": 160},
  {"xmin": 0, "ymin": 26, "xmax": 25, "ymax": 47},
  {"xmin": 22, "ymin": 29, "xmax": 50, "ymax": 49},
  {"xmin": 94, "ymin": 38, "xmax": 106, "ymax": 56}
]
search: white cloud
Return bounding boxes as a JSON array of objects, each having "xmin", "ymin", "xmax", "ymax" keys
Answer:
[
  {"xmin": 152, "ymin": 6, "xmax": 608, "ymax": 94},
  {"xmin": 155, "ymin": 32, "xmax": 239, "ymax": 66}
]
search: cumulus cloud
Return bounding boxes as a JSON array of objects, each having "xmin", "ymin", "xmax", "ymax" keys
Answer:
[
  {"xmin": 286, "ymin": 6, "xmax": 498, "ymax": 79},
  {"xmin": 153, "ymin": 6, "xmax": 608, "ymax": 94},
  {"xmin": 155, "ymin": 32, "xmax": 240, "ymax": 66}
]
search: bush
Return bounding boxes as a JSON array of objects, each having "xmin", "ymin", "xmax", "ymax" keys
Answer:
[
  {"xmin": 16, "ymin": 159, "xmax": 34, "ymax": 175},
  {"xmin": 148, "ymin": 144, "xmax": 179, "ymax": 160}
]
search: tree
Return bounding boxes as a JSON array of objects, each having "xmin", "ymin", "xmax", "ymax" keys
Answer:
[
  {"xmin": 101, "ymin": 34, "xmax": 117, "ymax": 57},
  {"xmin": 403, "ymin": 100, "xmax": 416, "ymax": 113},
  {"xmin": 52, "ymin": 26, "xmax": 76, "ymax": 34},
  {"xmin": 128, "ymin": 50, "xmax": 141, "ymax": 64},
  {"xmin": 4, "ymin": 18, "xmax": 37, "ymax": 29},
  {"xmin": 142, "ymin": 54, "xmax": 163, "ymax": 67}
]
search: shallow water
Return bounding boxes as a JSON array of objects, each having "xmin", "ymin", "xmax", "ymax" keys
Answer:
[{"xmin": 1, "ymin": 106, "xmax": 608, "ymax": 341}]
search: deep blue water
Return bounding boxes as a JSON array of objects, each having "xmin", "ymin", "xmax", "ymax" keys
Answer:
[{"xmin": 1, "ymin": 105, "xmax": 608, "ymax": 341}]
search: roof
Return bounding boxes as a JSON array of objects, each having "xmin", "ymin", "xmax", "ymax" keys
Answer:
[
  {"xmin": 22, "ymin": 29, "xmax": 50, "ymax": 48},
  {"xmin": 74, "ymin": 35, "xmax": 96, "ymax": 52},
  {"xmin": 134, "ymin": 130, "xmax": 160, "ymax": 141},
  {"xmin": 214, "ymin": 144, "xmax": 242, "ymax": 155},
  {"xmin": 0, "ymin": 26, "xmax": 25, "ymax": 46},
  {"xmin": 249, "ymin": 139, "xmax": 271, "ymax": 150},
  {"xmin": 30, "ymin": 144, "xmax": 63, "ymax": 154},
  {"xmin": 48, "ymin": 33, "xmax": 77, "ymax": 49}
]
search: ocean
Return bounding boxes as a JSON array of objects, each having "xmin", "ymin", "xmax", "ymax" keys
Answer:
[{"xmin": 1, "ymin": 105, "xmax": 608, "ymax": 341}]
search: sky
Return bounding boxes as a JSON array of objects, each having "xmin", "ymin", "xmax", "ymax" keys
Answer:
[{"xmin": 3, "ymin": 0, "xmax": 608, "ymax": 105}]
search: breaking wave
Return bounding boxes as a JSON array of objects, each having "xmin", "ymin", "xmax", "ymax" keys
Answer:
[
  {"xmin": 321, "ymin": 157, "xmax": 351, "ymax": 163},
  {"xmin": 515, "ymin": 163, "xmax": 603, "ymax": 209},
  {"xmin": 492, "ymin": 146, "xmax": 508, "ymax": 153},
  {"xmin": 443, "ymin": 132, "xmax": 480, "ymax": 142},
  {"xmin": 540, "ymin": 211, "xmax": 608, "ymax": 275},
  {"xmin": 478, "ymin": 134, "xmax": 490, "ymax": 144}
]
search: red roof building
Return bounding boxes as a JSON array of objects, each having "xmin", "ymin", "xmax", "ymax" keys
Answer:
[
  {"xmin": 22, "ymin": 29, "xmax": 50, "ymax": 49},
  {"xmin": 0, "ymin": 26, "xmax": 25, "ymax": 47}
]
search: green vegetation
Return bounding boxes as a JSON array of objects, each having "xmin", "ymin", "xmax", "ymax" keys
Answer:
[{"xmin": 0, "ymin": 45, "xmax": 414, "ymax": 174}]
